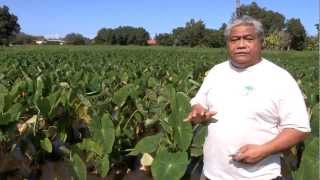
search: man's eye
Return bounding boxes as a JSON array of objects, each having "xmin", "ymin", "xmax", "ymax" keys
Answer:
[{"xmin": 245, "ymin": 36, "xmax": 255, "ymax": 41}]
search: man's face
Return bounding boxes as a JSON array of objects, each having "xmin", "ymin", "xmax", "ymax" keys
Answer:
[{"xmin": 227, "ymin": 25, "xmax": 262, "ymax": 68}]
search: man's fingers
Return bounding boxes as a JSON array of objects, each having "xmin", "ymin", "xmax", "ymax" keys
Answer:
[
  {"xmin": 184, "ymin": 113, "xmax": 192, "ymax": 122},
  {"xmin": 233, "ymin": 145, "xmax": 249, "ymax": 161},
  {"xmin": 205, "ymin": 111, "xmax": 217, "ymax": 119},
  {"xmin": 238, "ymin": 145, "xmax": 249, "ymax": 153},
  {"xmin": 185, "ymin": 109, "xmax": 217, "ymax": 123}
]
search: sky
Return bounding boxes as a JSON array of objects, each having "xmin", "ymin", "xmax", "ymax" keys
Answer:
[{"xmin": 0, "ymin": 0, "xmax": 318, "ymax": 39}]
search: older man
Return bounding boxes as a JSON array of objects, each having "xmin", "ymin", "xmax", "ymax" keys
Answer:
[{"xmin": 187, "ymin": 16, "xmax": 310, "ymax": 180}]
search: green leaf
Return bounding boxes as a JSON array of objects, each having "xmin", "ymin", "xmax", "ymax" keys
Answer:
[
  {"xmin": 190, "ymin": 125, "xmax": 208, "ymax": 157},
  {"xmin": 174, "ymin": 122, "xmax": 193, "ymax": 151},
  {"xmin": 140, "ymin": 153, "xmax": 154, "ymax": 166},
  {"xmin": 0, "ymin": 84, "xmax": 8, "ymax": 94},
  {"xmin": 151, "ymin": 150, "xmax": 189, "ymax": 180},
  {"xmin": 97, "ymin": 155, "xmax": 109, "ymax": 177},
  {"xmin": 78, "ymin": 94, "xmax": 92, "ymax": 107},
  {"xmin": 37, "ymin": 98, "xmax": 50, "ymax": 117},
  {"xmin": 0, "ymin": 103, "xmax": 23, "ymax": 125},
  {"xmin": 33, "ymin": 76, "xmax": 44, "ymax": 104},
  {"xmin": 72, "ymin": 154, "xmax": 87, "ymax": 180},
  {"xmin": 168, "ymin": 92, "xmax": 191, "ymax": 127},
  {"xmin": 0, "ymin": 94, "xmax": 5, "ymax": 113},
  {"xmin": 92, "ymin": 113, "xmax": 115, "ymax": 154},
  {"xmin": 310, "ymin": 104, "xmax": 319, "ymax": 137},
  {"xmin": 112, "ymin": 84, "xmax": 133, "ymax": 107},
  {"xmin": 76, "ymin": 138, "xmax": 103, "ymax": 156},
  {"xmin": 132, "ymin": 133, "xmax": 162, "ymax": 154},
  {"xmin": 40, "ymin": 137, "xmax": 52, "ymax": 153},
  {"xmin": 293, "ymin": 137, "xmax": 319, "ymax": 180}
]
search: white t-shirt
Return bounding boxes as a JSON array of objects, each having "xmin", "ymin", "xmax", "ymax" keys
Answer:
[{"xmin": 190, "ymin": 58, "xmax": 310, "ymax": 180}]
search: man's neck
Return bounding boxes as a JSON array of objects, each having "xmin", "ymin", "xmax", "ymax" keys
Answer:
[{"xmin": 230, "ymin": 58, "xmax": 262, "ymax": 69}]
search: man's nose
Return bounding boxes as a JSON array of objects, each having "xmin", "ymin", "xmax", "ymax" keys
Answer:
[
  {"xmin": 236, "ymin": 39, "xmax": 246, "ymax": 49},
  {"xmin": 238, "ymin": 39, "xmax": 245, "ymax": 47}
]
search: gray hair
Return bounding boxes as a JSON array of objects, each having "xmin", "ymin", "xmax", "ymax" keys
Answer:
[{"xmin": 224, "ymin": 15, "xmax": 264, "ymax": 41}]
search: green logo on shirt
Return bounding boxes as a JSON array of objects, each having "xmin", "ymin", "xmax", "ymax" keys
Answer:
[{"xmin": 244, "ymin": 85, "xmax": 254, "ymax": 96}]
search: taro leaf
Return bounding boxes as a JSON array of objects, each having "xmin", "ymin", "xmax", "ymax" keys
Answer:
[
  {"xmin": 59, "ymin": 88, "xmax": 72, "ymax": 107},
  {"xmin": 174, "ymin": 122, "xmax": 193, "ymax": 151},
  {"xmin": 148, "ymin": 77, "xmax": 157, "ymax": 88},
  {"xmin": 140, "ymin": 153, "xmax": 154, "ymax": 166},
  {"xmin": 33, "ymin": 76, "xmax": 44, "ymax": 105},
  {"xmin": 190, "ymin": 125, "xmax": 208, "ymax": 157},
  {"xmin": 10, "ymin": 80, "xmax": 25, "ymax": 98},
  {"xmin": 76, "ymin": 138, "xmax": 103, "ymax": 156},
  {"xmin": 97, "ymin": 154, "xmax": 109, "ymax": 177},
  {"xmin": 168, "ymin": 92, "xmax": 191, "ymax": 127},
  {"xmin": 0, "ymin": 103, "xmax": 23, "ymax": 125},
  {"xmin": 92, "ymin": 113, "xmax": 115, "ymax": 154},
  {"xmin": 21, "ymin": 70, "xmax": 34, "ymax": 94},
  {"xmin": 151, "ymin": 150, "xmax": 189, "ymax": 180},
  {"xmin": 40, "ymin": 137, "xmax": 52, "ymax": 153},
  {"xmin": 293, "ymin": 137, "xmax": 319, "ymax": 180},
  {"xmin": 160, "ymin": 119, "xmax": 173, "ymax": 135},
  {"xmin": 112, "ymin": 84, "xmax": 133, "ymax": 107},
  {"xmin": 0, "ymin": 94, "xmax": 4, "ymax": 113},
  {"xmin": 72, "ymin": 153, "xmax": 87, "ymax": 180},
  {"xmin": 37, "ymin": 98, "xmax": 50, "ymax": 117},
  {"xmin": 130, "ymin": 133, "xmax": 162, "ymax": 155},
  {"xmin": 78, "ymin": 94, "xmax": 92, "ymax": 107},
  {"xmin": 47, "ymin": 90, "xmax": 60, "ymax": 116},
  {"xmin": 310, "ymin": 104, "xmax": 319, "ymax": 137},
  {"xmin": 0, "ymin": 84, "xmax": 8, "ymax": 94}
]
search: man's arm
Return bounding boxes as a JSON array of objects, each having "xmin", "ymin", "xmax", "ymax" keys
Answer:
[{"xmin": 233, "ymin": 128, "xmax": 309, "ymax": 164}]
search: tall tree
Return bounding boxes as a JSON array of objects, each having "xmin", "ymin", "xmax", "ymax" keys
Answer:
[
  {"xmin": 0, "ymin": 5, "xmax": 20, "ymax": 46},
  {"xmin": 11, "ymin": 32, "xmax": 44, "ymax": 45},
  {"xmin": 286, "ymin": 18, "xmax": 306, "ymax": 50},
  {"xmin": 238, "ymin": 2, "xmax": 285, "ymax": 35},
  {"xmin": 64, "ymin": 33, "xmax": 88, "ymax": 45},
  {"xmin": 155, "ymin": 33, "xmax": 173, "ymax": 46},
  {"xmin": 94, "ymin": 26, "xmax": 149, "ymax": 45},
  {"xmin": 172, "ymin": 19, "xmax": 206, "ymax": 47}
]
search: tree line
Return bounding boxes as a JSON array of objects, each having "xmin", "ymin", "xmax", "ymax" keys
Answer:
[{"xmin": 0, "ymin": 3, "xmax": 318, "ymax": 50}]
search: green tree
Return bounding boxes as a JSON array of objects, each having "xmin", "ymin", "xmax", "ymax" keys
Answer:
[
  {"xmin": 286, "ymin": 18, "xmax": 306, "ymax": 50},
  {"xmin": 305, "ymin": 36, "xmax": 318, "ymax": 50},
  {"xmin": 172, "ymin": 19, "xmax": 206, "ymax": 47},
  {"xmin": 201, "ymin": 29, "xmax": 225, "ymax": 48},
  {"xmin": 155, "ymin": 33, "xmax": 174, "ymax": 46},
  {"xmin": 94, "ymin": 28, "xmax": 115, "ymax": 44},
  {"xmin": 94, "ymin": 26, "xmax": 149, "ymax": 45},
  {"xmin": 0, "ymin": 5, "xmax": 20, "ymax": 46},
  {"xmin": 172, "ymin": 27, "xmax": 188, "ymax": 46},
  {"xmin": 11, "ymin": 32, "xmax": 44, "ymax": 45},
  {"xmin": 64, "ymin": 33, "xmax": 89, "ymax": 45},
  {"xmin": 238, "ymin": 2, "xmax": 285, "ymax": 35}
]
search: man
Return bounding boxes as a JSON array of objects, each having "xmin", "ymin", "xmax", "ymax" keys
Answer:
[{"xmin": 187, "ymin": 16, "xmax": 310, "ymax": 180}]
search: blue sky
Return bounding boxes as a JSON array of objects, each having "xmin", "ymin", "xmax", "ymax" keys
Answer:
[{"xmin": 0, "ymin": 0, "xmax": 318, "ymax": 38}]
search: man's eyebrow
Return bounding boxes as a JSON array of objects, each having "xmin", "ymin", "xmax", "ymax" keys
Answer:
[{"xmin": 230, "ymin": 34, "xmax": 257, "ymax": 38}]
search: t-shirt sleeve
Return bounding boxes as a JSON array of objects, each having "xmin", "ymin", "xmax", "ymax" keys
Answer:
[
  {"xmin": 278, "ymin": 73, "xmax": 311, "ymax": 132},
  {"xmin": 190, "ymin": 68, "xmax": 215, "ymax": 109}
]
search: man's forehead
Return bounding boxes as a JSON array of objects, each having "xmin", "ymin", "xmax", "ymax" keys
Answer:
[{"xmin": 230, "ymin": 25, "xmax": 257, "ymax": 36}]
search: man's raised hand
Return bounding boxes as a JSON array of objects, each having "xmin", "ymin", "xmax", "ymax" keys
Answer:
[{"xmin": 185, "ymin": 104, "xmax": 217, "ymax": 124}]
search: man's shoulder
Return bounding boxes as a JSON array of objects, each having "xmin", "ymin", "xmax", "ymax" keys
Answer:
[
  {"xmin": 209, "ymin": 61, "xmax": 230, "ymax": 71},
  {"xmin": 262, "ymin": 58, "xmax": 298, "ymax": 84},
  {"xmin": 261, "ymin": 58, "xmax": 291, "ymax": 76}
]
